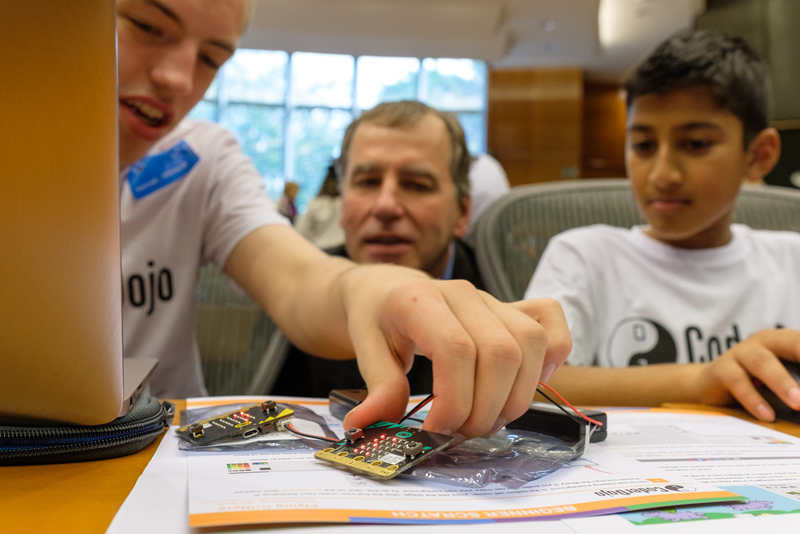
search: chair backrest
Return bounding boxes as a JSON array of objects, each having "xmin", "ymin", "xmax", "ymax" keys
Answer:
[
  {"xmin": 195, "ymin": 264, "xmax": 289, "ymax": 395},
  {"xmin": 476, "ymin": 178, "xmax": 800, "ymax": 302}
]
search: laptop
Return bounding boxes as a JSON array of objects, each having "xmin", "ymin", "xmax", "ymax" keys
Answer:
[{"xmin": 0, "ymin": 1, "xmax": 155, "ymax": 426}]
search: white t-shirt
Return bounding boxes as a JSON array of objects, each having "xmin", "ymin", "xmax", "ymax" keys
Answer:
[
  {"xmin": 295, "ymin": 196, "xmax": 344, "ymax": 249},
  {"xmin": 120, "ymin": 119, "xmax": 288, "ymax": 398},
  {"xmin": 464, "ymin": 154, "xmax": 510, "ymax": 247},
  {"xmin": 524, "ymin": 224, "xmax": 800, "ymax": 367}
]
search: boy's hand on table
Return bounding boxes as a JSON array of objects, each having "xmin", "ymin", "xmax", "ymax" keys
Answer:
[{"xmin": 693, "ymin": 328, "xmax": 800, "ymax": 421}]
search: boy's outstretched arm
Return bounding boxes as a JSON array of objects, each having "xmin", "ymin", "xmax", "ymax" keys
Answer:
[
  {"xmin": 543, "ymin": 328, "xmax": 800, "ymax": 422},
  {"xmin": 225, "ymin": 225, "xmax": 572, "ymax": 440},
  {"xmin": 541, "ymin": 362, "xmax": 701, "ymax": 408}
]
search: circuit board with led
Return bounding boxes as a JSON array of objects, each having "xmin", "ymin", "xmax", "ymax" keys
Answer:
[
  {"xmin": 175, "ymin": 401, "xmax": 294, "ymax": 446},
  {"xmin": 314, "ymin": 422, "xmax": 453, "ymax": 479}
]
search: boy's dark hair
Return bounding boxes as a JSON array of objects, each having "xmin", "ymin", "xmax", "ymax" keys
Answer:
[{"xmin": 624, "ymin": 29, "xmax": 771, "ymax": 147}]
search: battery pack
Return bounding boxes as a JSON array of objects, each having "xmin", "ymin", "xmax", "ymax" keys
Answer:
[{"xmin": 505, "ymin": 402, "xmax": 607, "ymax": 443}]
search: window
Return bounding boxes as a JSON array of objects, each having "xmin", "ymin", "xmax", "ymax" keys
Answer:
[{"xmin": 189, "ymin": 50, "xmax": 487, "ymax": 211}]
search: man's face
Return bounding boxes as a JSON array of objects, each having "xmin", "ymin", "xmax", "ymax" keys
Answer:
[
  {"xmin": 116, "ymin": 0, "xmax": 247, "ymax": 169},
  {"xmin": 626, "ymin": 86, "xmax": 756, "ymax": 249},
  {"xmin": 340, "ymin": 114, "xmax": 470, "ymax": 278}
]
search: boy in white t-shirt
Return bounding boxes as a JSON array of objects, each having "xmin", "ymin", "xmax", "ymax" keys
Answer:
[
  {"xmin": 114, "ymin": 0, "xmax": 571, "ymax": 441},
  {"xmin": 525, "ymin": 29, "xmax": 800, "ymax": 422}
]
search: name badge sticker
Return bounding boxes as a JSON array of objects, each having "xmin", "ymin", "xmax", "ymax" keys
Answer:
[{"xmin": 127, "ymin": 140, "xmax": 200, "ymax": 199}]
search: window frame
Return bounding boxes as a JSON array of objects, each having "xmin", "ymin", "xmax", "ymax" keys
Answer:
[{"xmin": 189, "ymin": 50, "xmax": 488, "ymax": 211}]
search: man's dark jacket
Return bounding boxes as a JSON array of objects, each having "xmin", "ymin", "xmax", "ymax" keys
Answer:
[{"xmin": 270, "ymin": 239, "xmax": 487, "ymax": 398}]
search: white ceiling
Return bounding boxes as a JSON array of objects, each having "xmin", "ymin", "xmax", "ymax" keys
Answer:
[{"xmin": 241, "ymin": 0, "xmax": 706, "ymax": 82}]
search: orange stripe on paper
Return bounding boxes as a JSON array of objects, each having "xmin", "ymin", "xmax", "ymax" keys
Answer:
[{"xmin": 189, "ymin": 490, "xmax": 742, "ymax": 527}]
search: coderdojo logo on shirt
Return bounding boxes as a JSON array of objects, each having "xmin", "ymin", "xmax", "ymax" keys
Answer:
[{"xmin": 124, "ymin": 260, "xmax": 173, "ymax": 315}]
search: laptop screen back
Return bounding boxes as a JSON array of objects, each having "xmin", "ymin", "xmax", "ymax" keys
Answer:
[{"xmin": 0, "ymin": 1, "xmax": 124, "ymax": 425}]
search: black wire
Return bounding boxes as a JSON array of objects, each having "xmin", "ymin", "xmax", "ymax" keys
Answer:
[
  {"xmin": 399, "ymin": 390, "xmax": 589, "ymax": 430},
  {"xmin": 398, "ymin": 394, "xmax": 434, "ymax": 424},
  {"xmin": 286, "ymin": 395, "xmax": 431, "ymax": 444},
  {"xmin": 284, "ymin": 422, "xmax": 341, "ymax": 444},
  {"xmin": 536, "ymin": 388, "xmax": 588, "ymax": 427},
  {"xmin": 399, "ymin": 394, "xmax": 434, "ymax": 423}
]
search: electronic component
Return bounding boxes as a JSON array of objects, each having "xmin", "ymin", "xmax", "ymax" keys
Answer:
[
  {"xmin": 756, "ymin": 360, "xmax": 800, "ymax": 424},
  {"xmin": 175, "ymin": 401, "xmax": 294, "ymax": 446},
  {"xmin": 329, "ymin": 388, "xmax": 368, "ymax": 421},
  {"xmin": 505, "ymin": 402, "xmax": 607, "ymax": 443},
  {"xmin": 314, "ymin": 421, "xmax": 453, "ymax": 479}
]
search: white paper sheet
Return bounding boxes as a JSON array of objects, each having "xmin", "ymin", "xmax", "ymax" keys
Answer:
[
  {"xmin": 563, "ymin": 407, "xmax": 800, "ymax": 532},
  {"xmin": 181, "ymin": 399, "xmax": 738, "ymax": 529},
  {"xmin": 110, "ymin": 401, "xmax": 800, "ymax": 534}
]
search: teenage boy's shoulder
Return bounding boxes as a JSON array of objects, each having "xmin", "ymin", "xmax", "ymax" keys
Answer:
[
  {"xmin": 536, "ymin": 224, "xmax": 640, "ymax": 264},
  {"xmin": 737, "ymin": 224, "xmax": 800, "ymax": 260},
  {"xmin": 526, "ymin": 224, "xmax": 639, "ymax": 298}
]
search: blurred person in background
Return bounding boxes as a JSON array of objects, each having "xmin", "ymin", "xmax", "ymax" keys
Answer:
[
  {"xmin": 464, "ymin": 153, "xmax": 510, "ymax": 247},
  {"xmin": 295, "ymin": 165, "xmax": 344, "ymax": 248},
  {"xmin": 277, "ymin": 181, "xmax": 299, "ymax": 224}
]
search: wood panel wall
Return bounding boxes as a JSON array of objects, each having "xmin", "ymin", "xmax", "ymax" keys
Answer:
[
  {"xmin": 487, "ymin": 70, "xmax": 628, "ymax": 185},
  {"xmin": 582, "ymin": 82, "xmax": 627, "ymax": 179},
  {"xmin": 487, "ymin": 69, "xmax": 583, "ymax": 187}
]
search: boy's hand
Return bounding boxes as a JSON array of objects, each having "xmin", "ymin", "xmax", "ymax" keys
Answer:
[
  {"xmin": 693, "ymin": 328, "xmax": 800, "ymax": 421},
  {"xmin": 342, "ymin": 273, "xmax": 571, "ymax": 441}
]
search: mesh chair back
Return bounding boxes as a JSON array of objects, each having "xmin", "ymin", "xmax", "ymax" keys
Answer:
[
  {"xmin": 476, "ymin": 179, "xmax": 800, "ymax": 302},
  {"xmin": 733, "ymin": 185, "xmax": 800, "ymax": 232},
  {"xmin": 195, "ymin": 264, "xmax": 289, "ymax": 395}
]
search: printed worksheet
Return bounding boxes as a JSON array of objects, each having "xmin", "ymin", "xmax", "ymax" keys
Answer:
[
  {"xmin": 183, "ymin": 398, "xmax": 741, "ymax": 529},
  {"xmin": 562, "ymin": 408, "xmax": 800, "ymax": 532},
  {"xmin": 602, "ymin": 408, "xmax": 800, "ymax": 491}
]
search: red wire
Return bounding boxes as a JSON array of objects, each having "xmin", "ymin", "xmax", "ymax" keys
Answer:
[
  {"xmin": 538, "ymin": 381, "xmax": 604, "ymax": 426},
  {"xmin": 285, "ymin": 421, "xmax": 340, "ymax": 443}
]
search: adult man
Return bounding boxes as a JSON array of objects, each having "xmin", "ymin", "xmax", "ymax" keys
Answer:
[
  {"xmin": 273, "ymin": 101, "xmax": 486, "ymax": 397},
  {"xmin": 116, "ymin": 0, "xmax": 570, "ymax": 440}
]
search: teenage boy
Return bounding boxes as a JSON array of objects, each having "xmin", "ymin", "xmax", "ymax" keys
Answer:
[
  {"xmin": 525, "ymin": 29, "xmax": 800, "ymax": 422},
  {"xmin": 116, "ymin": 0, "xmax": 570, "ymax": 440}
]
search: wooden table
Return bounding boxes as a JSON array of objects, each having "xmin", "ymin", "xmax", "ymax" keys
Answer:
[
  {"xmin": 2, "ymin": 401, "xmax": 798, "ymax": 534},
  {"xmin": 0, "ymin": 400, "xmax": 184, "ymax": 534}
]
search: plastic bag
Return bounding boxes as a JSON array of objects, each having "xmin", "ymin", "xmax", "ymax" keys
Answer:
[
  {"xmin": 177, "ymin": 402, "xmax": 592, "ymax": 490},
  {"xmin": 405, "ymin": 427, "xmax": 590, "ymax": 489},
  {"xmin": 176, "ymin": 402, "xmax": 337, "ymax": 452}
]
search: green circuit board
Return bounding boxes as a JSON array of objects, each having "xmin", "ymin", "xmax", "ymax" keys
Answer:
[
  {"xmin": 314, "ymin": 421, "xmax": 453, "ymax": 479},
  {"xmin": 175, "ymin": 401, "xmax": 294, "ymax": 446}
]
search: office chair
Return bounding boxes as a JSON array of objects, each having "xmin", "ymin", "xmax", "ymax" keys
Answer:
[
  {"xmin": 475, "ymin": 178, "xmax": 800, "ymax": 303},
  {"xmin": 195, "ymin": 264, "xmax": 289, "ymax": 395}
]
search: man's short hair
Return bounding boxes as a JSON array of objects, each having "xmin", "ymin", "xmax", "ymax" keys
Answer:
[
  {"xmin": 337, "ymin": 101, "xmax": 473, "ymax": 204},
  {"xmin": 624, "ymin": 29, "xmax": 771, "ymax": 147}
]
